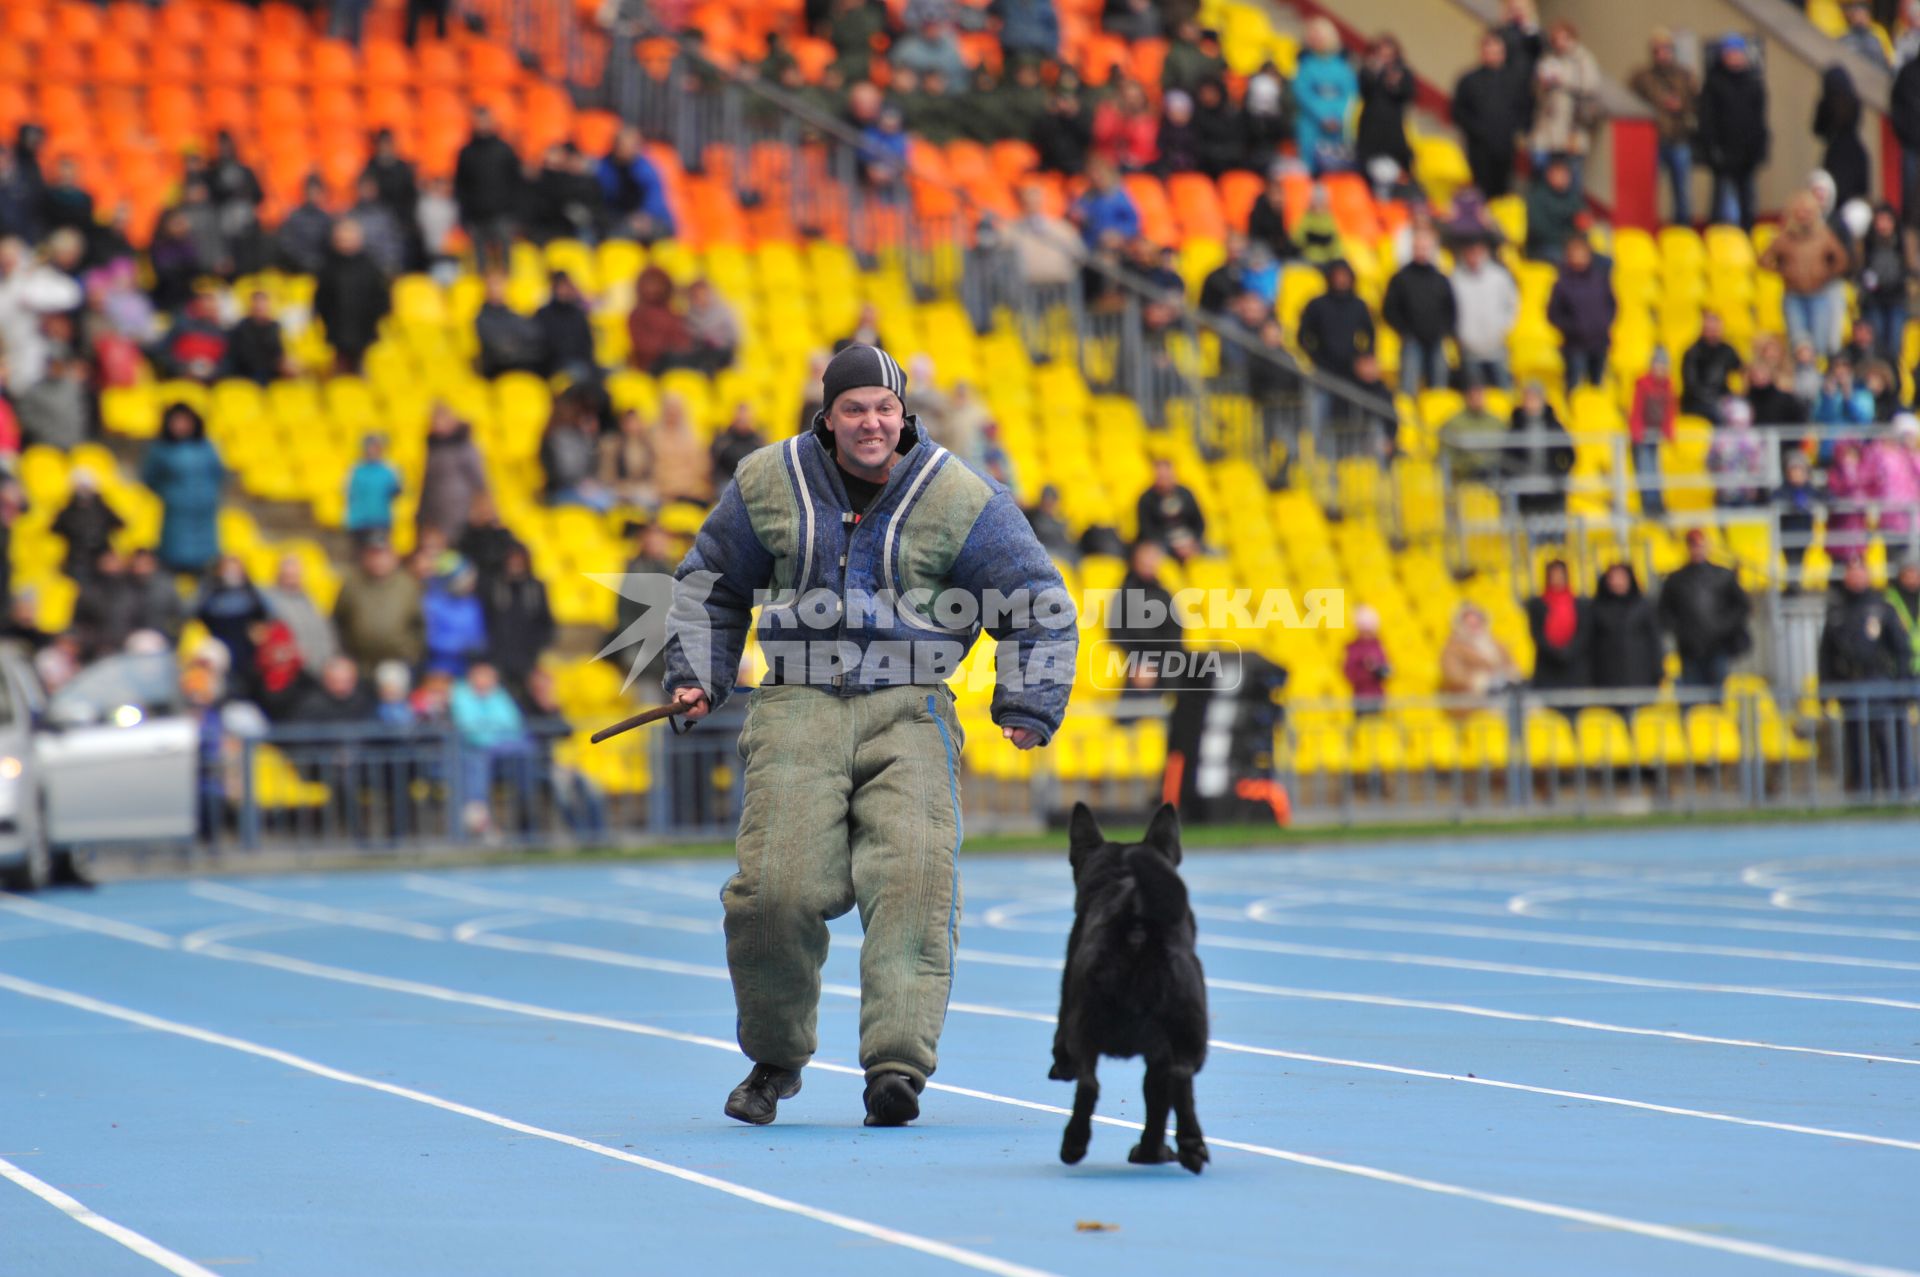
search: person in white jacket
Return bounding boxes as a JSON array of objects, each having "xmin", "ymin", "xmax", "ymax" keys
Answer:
[
  {"xmin": 1450, "ymin": 240, "xmax": 1519, "ymax": 390},
  {"xmin": 0, "ymin": 236, "xmax": 83, "ymax": 391}
]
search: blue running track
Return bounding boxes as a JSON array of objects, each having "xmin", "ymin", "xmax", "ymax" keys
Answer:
[{"xmin": 3, "ymin": 822, "xmax": 1920, "ymax": 1277}]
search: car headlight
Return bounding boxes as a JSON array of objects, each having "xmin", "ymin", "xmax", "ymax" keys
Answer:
[
  {"xmin": 112, "ymin": 705, "xmax": 143, "ymax": 728},
  {"xmin": 0, "ymin": 756, "xmax": 20, "ymax": 780}
]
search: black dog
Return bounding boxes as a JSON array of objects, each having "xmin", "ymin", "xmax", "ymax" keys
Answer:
[{"xmin": 1049, "ymin": 802, "xmax": 1209, "ymax": 1174}]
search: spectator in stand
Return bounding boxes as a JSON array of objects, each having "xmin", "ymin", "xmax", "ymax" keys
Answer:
[
  {"xmin": 1819, "ymin": 556, "xmax": 1914, "ymax": 794},
  {"xmin": 1009, "ymin": 184, "xmax": 1080, "ymax": 291},
  {"xmin": 265, "ymin": 555, "xmax": 336, "ymax": 678},
  {"xmin": 1438, "ymin": 383, "xmax": 1505, "ymax": 479},
  {"xmin": 597, "ymin": 409, "xmax": 656, "ymax": 507},
  {"xmin": 1452, "ymin": 238, "xmax": 1518, "ymax": 389},
  {"xmin": 1032, "ymin": 86, "xmax": 1092, "ymax": 174},
  {"xmin": 1295, "ymin": 185, "xmax": 1345, "ymax": 266},
  {"xmin": 1504, "ymin": 381, "xmax": 1575, "ymax": 515},
  {"xmin": 1776, "ymin": 453, "xmax": 1819, "ymax": 589},
  {"xmin": 418, "ymin": 403, "xmax": 489, "ymax": 545},
  {"xmin": 248, "ymin": 618, "xmax": 318, "ymax": 723},
  {"xmin": 1839, "ymin": 0, "xmax": 1893, "ymax": 70},
  {"xmin": 275, "ymin": 177, "xmax": 335, "ymax": 277},
  {"xmin": 1092, "ymin": 80, "xmax": 1160, "ymax": 174},
  {"xmin": 344, "ymin": 434, "xmax": 402, "ymax": 547},
  {"xmin": 1659, "ymin": 528, "xmax": 1751, "ymax": 689},
  {"xmin": 1356, "ymin": 35, "xmax": 1415, "ymax": 184},
  {"xmin": 992, "ymin": 0, "xmax": 1060, "ymax": 65},
  {"xmin": 1526, "ymin": 559, "xmax": 1590, "ymax": 696},
  {"xmin": 224, "ymin": 290, "xmax": 288, "ymax": 385},
  {"xmin": 1814, "ymin": 65, "xmax": 1872, "ymax": 207},
  {"xmin": 1136, "ymin": 457, "xmax": 1205, "ymax": 559},
  {"xmin": 1102, "ymin": 0, "xmax": 1160, "ymax": 41},
  {"xmin": 1816, "ymin": 359, "xmax": 1876, "ymax": 427},
  {"xmin": 142, "ymin": 403, "xmax": 225, "ymax": 576},
  {"xmin": 372, "ymin": 659, "xmax": 414, "ymax": 728},
  {"xmin": 1190, "ymin": 79, "xmax": 1247, "ymax": 177},
  {"xmin": 51, "ymin": 469, "xmax": 121, "ymax": 581},
  {"xmin": 540, "ymin": 391, "xmax": 611, "ymax": 513},
  {"xmin": 1895, "ymin": 37, "xmax": 1920, "ymax": 215},
  {"xmin": 1865, "ymin": 359, "xmax": 1903, "ymax": 420},
  {"xmin": 710, "ymin": 404, "xmax": 765, "ymax": 490},
  {"xmin": 598, "ymin": 126, "xmax": 675, "ymax": 245},
  {"xmin": 290, "ymin": 655, "xmax": 373, "ymax": 730},
  {"xmin": 1293, "ymin": 19, "xmax": 1357, "ymax": 176},
  {"xmin": 1343, "ymin": 604, "xmax": 1390, "ymax": 715},
  {"xmin": 1827, "ymin": 438, "xmax": 1872, "ymax": 563},
  {"xmin": 1546, "ymin": 235, "xmax": 1614, "ymax": 389},
  {"xmin": 627, "ymin": 265, "xmax": 694, "ymax": 373},
  {"xmin": 684, "ymin": 278, "xmax": 741, "ymax": 374},
  {"xmin": 605, "ymin": 520, "xmax": 675, "ymax": 689},
  {"xmin": 1745, "ymin": 357, "xmax": 1806, "ymax": 429},
  {"xmin": 1762, "ymin": 191, "xmax": 1851, "ymax": 357},
  {"xmin": 0, "ymin": 236, "xmax": 82, "ymax": 388},
  {"xmin": 455, "ymin": 106, "xmax": 523, "ymax": 270},
  {"xmin": 173, "ymin": 176, "xmax": 229, "ymax": 279},
  {"xmin": 1156, "ymin": 90, "xmax": 1201, "ymax": 175},
  {"xmin": 826, "ymin": 0, "xmax": 888, "ymax": 80},
  {"xmin": 1454, "ymin": 32, "xmax": 1523, "ymax": 199},
  {"xmin": 650, "ymin": 393, "xmax": 714, "ymax": 508},
  {"xmin": 72, "ymin": 550, "xmax": 140, "ymax": 662},
  {"xmin": 128, "ymin": 548, "xmax": 182, "ymax": 642},
  {"xmin": 40, "ymin": 156, "xmax": 92, "ymax": 240},
  {"xmin": 422, "ymin": 553, "xmax": 487, "ymax": 677},
  {"xmin": 16, "ymin": 351, "xmax": 88, "ymax": 450},
  {"xmin": 1629, "ymin": 347, "xmax": 1677, "ymax": 515},
  {"xmin": 1242, "ymin": 59, "xmax": 1290, "ymax": 173},
  {"xmin": 527, "ymin": 143, "xmax": 602, "ymax": 246},
  {"xmin": 1111, "ymin": 538, "xmax": 1184, "ymax": 695},
  {"xmin": 314, "ymin": 220, "xmax": 389, "ymax": 375},
  {"xmin": 151, "ymin": 291, "xmax": 230, "ymax": 383},
  {"xmin": 1709, "ymin": 397, "xmax": 1769, "ymax": 506},
  {"xmin": 361, "ymin": 129, "xmax": 421, "ymax": 267},
  {"xmin": 1857, "ymin": 203, "xmax": 1912, "ymax": 360},
  {"xmin": 535, "ymin": 272, "xmax": 598, "ymax": 382},
  {"xmin": 1161, "ymin": 20, "xmax": 1226, "ymax": 95},
  {"xmin": 1632, "ymin": 29, "xmax": 1701, "ymax": 226},
  {"xmin": 481, "ymin": 546, "xmax": 553, "ymax": 701},
  {"xmin": 456, "ymin": 492, "xmax": 525, "ymax": 588},
  {"xmin": 1868, "ymin": 413, "xmax": 1920, "ymax": 538},
  {"xmin": 1530, "ymin": 21, "xmax": 1603, "ymax": 189},
  {"xmin": 347, "ymin": 173, "xmax": 407, "ymax": 279},
  {"xmin": 1889, "ymin": 555, "xmax": 1920, "ymax": 673},
  {"xmin": 1023, "ymin": 484, "xmax": 1078, "ymax": 564},
  {"xmin": 1680, "ymin": 310, "xmax": 1742, "ymax": 422},
  {"xmin": 1524, "ymin": 155, "xmax": 1584, "ymax": 264},
  {"xmin": 196, "ymin": 555, "xmax": 270, "ymax": 673},
  {"xmin": 1383, "ymin": 229, "xmax": 1455, "ymax": 395},
  {"xmin": 1837, "ymin": 315, "xmax": 1883, "ymax": 372},
  {"xmin": 1439, "ymin": 601, "xmax": 1519, "ymax": 714},
  {"xmin": 450, "ymin": 660, "xmax": 536, "ymax": 838},
  {"xmin": 1070, "ymin": 160, "xmax": 1141, "ymax": 249},
  {"xmin": 1245, "ymin": 168, "xmax": 1302, "ymax": 265},
  {"xmin": 1199, "ymin": 232, "xmax": 1255, "ymax": 314},
  {"xmin": 474, "ymin": 273, "xmax": 546, "ymax": 378},
  {"xmin": 1699, "ymin": 35, "xmax": 1770, "ymax": 229},
  {"xmin": 1299, "ymin": 259, "xmax": 1375, "ymax": 437},
  {"xmin": 1588, "ymin": 563, "xmax": 1665, "ymax": 708},
  {"xmin": 143, "ymin": 210, "xmax": 200, "ymax": 313}
]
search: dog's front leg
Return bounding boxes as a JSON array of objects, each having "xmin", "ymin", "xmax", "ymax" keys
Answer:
[
  {"xmin": 1170, "ymin": 1071, "xmax": 1209, "ymax": 1174},
  {"xmin": 1059, "ymin": 1069, "xmax": 1099, "ymax": 1164},
  {"xmin": 1128, "ymin": 1063, "xmax": 1175, "ymax": 1164}
]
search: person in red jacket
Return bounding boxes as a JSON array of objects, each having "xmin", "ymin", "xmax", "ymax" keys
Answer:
[
  {"xmin": 1629, "ymin": 346, "xmax": 1678, "ymax": 516},
  {"xmin": 1092, "ymin": 79, "xmax": 1161, "ymax": 173},
  {"xmin": 1342, "ymin": 603, "xmax": 1391, "ymax": 716}
]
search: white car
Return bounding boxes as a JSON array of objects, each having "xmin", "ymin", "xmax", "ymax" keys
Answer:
[{"xmin": 0, "ymin": 648, "xmax": 199, "ymax": 891}]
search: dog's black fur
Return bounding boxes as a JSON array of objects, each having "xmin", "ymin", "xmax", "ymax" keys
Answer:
[{"xmin": 1049, "ymin": 802, "xmax": 1209, "ymax": 1173}]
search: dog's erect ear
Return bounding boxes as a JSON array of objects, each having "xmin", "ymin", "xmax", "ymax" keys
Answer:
[
  {"xmin": 1068, "ymin": 802, "xmax": 1102, "ymax": 877},
  {"xmin": 1142, "ymin": 802, "xmax": 1182, "ymax": 865}
]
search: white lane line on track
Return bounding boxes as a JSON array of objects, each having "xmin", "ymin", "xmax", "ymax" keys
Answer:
[
  {"xmin": 189, "ymin": 884, "xmax": 447, "ymax": 941},
  {"xmin": 195, "ymin": 890, "xmax": 1920, "ymax": 1155},
  {"xmin": 0, "ymin": 973, "xmax": 1060, "ymax": 1277},
  {"xmin": 983, "ymin": 898, "xmax": 1920, "ymax": 1013},
  {"xmin": 0, "ymin": 896, "xmax": 175, "ymax": 949},
  {"xmin": 402, "ymin": 875, "xmax": 718, "ymax": 933},
  {"xmin": 5, "ymin": 932, "xmax": 1915, "ymax": 1277},
  {"xmin": 1233, "ymin": 900, "xmax": 1920, "ymax": 972},
  {"xmin": 0, "ymin": 1152, "xmax": 222, "ymax": 1277}
]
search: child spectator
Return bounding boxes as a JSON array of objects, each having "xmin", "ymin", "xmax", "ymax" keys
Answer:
[
  {"xmin": 1293, "ymin": 19, "xmax": 1357, "ymax": 175},
  {"xmin": 1342, "ymin": 604, "xmax": 1391, "ymax": 715},
  {"xmin": 423, "ymin": 553, "xmax": 488, "ymax": 677},
  {"xmin": 1775, "ymin": 452, "xmax": 1818, "ymax": 591},
  {"xmin": 345, "ymin": 434, "xmax": 402, "ymax": 545},
  {"xmin": 1629, "ymin": 348, "xmax": 1677, "ymax": 515},
  {"xmin": 1708, "ymin": 397, "xmax": 1768, "ymax": 507}
]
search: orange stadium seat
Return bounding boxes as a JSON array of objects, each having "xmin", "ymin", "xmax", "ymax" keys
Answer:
[
  {"xmin": 307, "ymin": 39, "xmax": 361, "ymax": 89},
  {"xmin": 1125, "ymin": 174, "xmax": 1178, "ymax": 246},
  {"xmin": 1168, "ymin": 173, "xmax": 1226, "ymax": 242}
]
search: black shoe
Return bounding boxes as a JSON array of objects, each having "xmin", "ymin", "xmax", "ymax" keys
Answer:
[
  {"xmin": 724, "ymin": 1064, "xmax": 802, "ymax": 1126},
  {"xmin": 862, "ymin": 1072, "xmax": 920, "ymax": 1127}
]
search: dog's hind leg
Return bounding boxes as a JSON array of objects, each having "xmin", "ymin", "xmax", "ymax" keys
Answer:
[
  {"xmin": 1059, "ymin": 1067, "xmax": 1099, "ymax": 1165},
  {"xmin": 1170, "ymin": 1070, "xmax": 1209, "ymax": 1175},
  {"xmin": 1127, "ymin": 1063, "xmax": 1175, "ymax": 1165}
]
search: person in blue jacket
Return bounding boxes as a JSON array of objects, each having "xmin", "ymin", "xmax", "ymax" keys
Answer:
[
  {"xmin": 422, "ymin": 553, "xmax": 489, "ymax": 676},
  {"xmin": 1293, "ymin": 18, "xmax": 1358, "ymax": 175},
  {"xmin": 141, "ymin": 403, "xmax": 227, "ymax": 576},
  {"xmin": 596, "ymin": 125, "xmax": 676, "ymax": 244},
  {"xmin": 662, "ymin": 344, "xmax": 1077, "ymax": 1131}
]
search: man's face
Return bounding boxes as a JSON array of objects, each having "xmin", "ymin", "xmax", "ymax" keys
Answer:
[
  {"xmin": 1652, "ymin": 39, "xmax": 1673, "ymax": 65},
  {"xmin": 1547, "ymin": 164, "xmax": 1570, "ymax": 192},
  {"xmin": 1702, "ymin": 314, "xmax": 1722, "ymax": 342},
  {"xmin": 1482, "ymin": 36, "xmax": 1506, "ymax": 68},
  {"xmin": 1845, "ymin": 559, "xmax": 1870, "ymax": 593},
  {"xmin": 1689, "ymin": 535, "xmax": 1709, "ymax": 563},
  {"xmin": 828, "ymin": 388, "xmax": 905, "ymax": 476},
  {"xmin": 1900, "ymin": 565, "xmax": 1920, "ymax": 591},
  {"xmin": 1152, "ymin": 460, "xmax": 1176, "ymax": 491}
]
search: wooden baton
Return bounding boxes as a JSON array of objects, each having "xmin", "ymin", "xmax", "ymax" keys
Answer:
[{"xmin": 589, "ymin": 703, "xmax": 685, "ymax": 744}]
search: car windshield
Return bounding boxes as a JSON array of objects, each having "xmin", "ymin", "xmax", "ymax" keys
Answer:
[{"xmin": 50, "ymin": 651, "xmax": 182, "ymax": 722}]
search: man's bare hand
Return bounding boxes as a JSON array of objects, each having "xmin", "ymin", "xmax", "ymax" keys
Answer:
[
  {"xmin": 1003, "ymin": 725, "xmax": 1041, "ymax": 751},
  {"xmin": 672, "ymin": 686, "xmax": 712, "ymax": 720}
]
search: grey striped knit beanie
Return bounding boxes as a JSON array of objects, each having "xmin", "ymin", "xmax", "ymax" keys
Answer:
[{"xmin": 822, "ymin": 344, "xmax": 908, "ymax": 412}]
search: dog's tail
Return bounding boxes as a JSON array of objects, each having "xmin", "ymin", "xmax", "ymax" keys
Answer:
[{"xmin": 1125, "ymin": 845, "xmax": 1190, "ymax": 927}]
